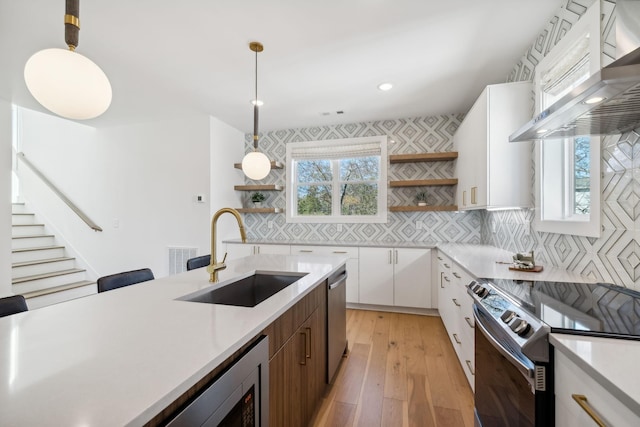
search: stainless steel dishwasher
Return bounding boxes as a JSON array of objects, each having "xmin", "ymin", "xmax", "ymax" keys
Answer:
[{"xmin": 327, "ymin": 267, "xmax": 348, "ymax": 383}]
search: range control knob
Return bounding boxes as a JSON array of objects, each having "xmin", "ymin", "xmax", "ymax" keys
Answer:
[
  {"xmin": 500, "ymin": 310, "xmax": 517, "ymax": 324},
  {"xmin": 475, "ymin": 286, "xmax": 489, "ymax": 298},
  {"xmin": 509, "ymin": 318, "xmax": 531, "ymax": 336}
]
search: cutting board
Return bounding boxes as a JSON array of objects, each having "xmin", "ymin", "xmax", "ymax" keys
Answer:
[{"xmin": 509, "ymin": 265, "xmax": 544, "ymax": 272}]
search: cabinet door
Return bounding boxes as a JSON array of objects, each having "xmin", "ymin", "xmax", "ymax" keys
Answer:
[
  {"xmin": 256, "ymin": 244, "xmax": 290, "ymax": 255},
  {"xmin": 302, "ymin": 308, "xmax": 326, "ymax": 423},
  {"xmin": 393, "ymin": 248, "xmax": 431, "ymax": 308},
  {"xmin": 359, "ymin": 247, "xmax": 394, "ymax": 305},
  {"xmin": 225, "ymin": 243, "xmax": 253, "ymax": 260}
]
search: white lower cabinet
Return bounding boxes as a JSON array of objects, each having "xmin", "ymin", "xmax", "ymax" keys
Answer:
[
  {"xmin": 555, "ymin": 350, "xmax": 640, "ymax": 427},
  {"xmin": 290, "ymin": 245, "xmax": 360, "ymax": 304},
  {"xmin": 225, "ymin": 243, "xmax": 290, "ymax": 260},
  {"xmin": 359, "ymin": 247, "xmax": 432, "ymax": 309},
  {"xmin": 437, "ymin": 250, "xmax": 475, "ymax": 390}
]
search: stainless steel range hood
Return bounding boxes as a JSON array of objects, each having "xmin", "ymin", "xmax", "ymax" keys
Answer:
[{"xmin": 510, "ymin": 0, "xmax": 640, "ymax": 142}]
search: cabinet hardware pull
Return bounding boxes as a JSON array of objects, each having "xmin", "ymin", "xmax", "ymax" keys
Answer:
[
  {"xmin": 300, "ymin": 331, "xmax": 307, "ymax": 365},
  {"xmin": 471, "ymin": 187, "xmax": 477, "ymax": 204},
  {"xmin": 299, "ymin": 249, "xmax": 313, "ymax": 253},
  {"xmin": 571, "ymin": 394, "xmax": 608, "ymax": 427},
  {"xmin": 332, "ymin": 251, "xmax": 348, "ymax": 254},
  {"xmin": 437, "ymin": 256, "xmax": 443, "ymax": 261},
  {"xmin": 444, "ymin": 276, "xmax": 450, "ymax": 282},
  {"xmin": 453, "ymin": 333, "xmax": 462, "ymax": 344},
  {"xmin": 463, "ymin": 190, "xmax": 467, "ymax": 206},
  {"xmin": 394, "ymin": 250, "xmax": 398, "ymax": 265},
  {"xmin": 440, "ymin": 272, "xmax": 445, "ymax": 289},
  {"xmin": 388, "ymin": 250, "xmax": 392, "ymax": 264},
  {"xmin": 306, "ymin": 327, "xmax": 312, "ymax": 359},
  {"xmin": 452, "ymin": 298, "xmax": 461, "ymax": 307},
  {"xmin": 444, "ymin": 263, "xmax": 450, "ymax": 268},
  {"xmin": 465, "ymin": 360, "xmax": 475, "ymax": 375},
  {"xmin": 465, "ymin": 316, "xmax": 475, "ymax": 328},
  {"xmin": 452, "ymin": 272, "xmax": 461, "ymax": 279}
]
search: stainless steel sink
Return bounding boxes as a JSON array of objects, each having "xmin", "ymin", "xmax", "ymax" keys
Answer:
[{"xmin": 179, "ymin": 271, "xmax": 308, "ymax": 307}]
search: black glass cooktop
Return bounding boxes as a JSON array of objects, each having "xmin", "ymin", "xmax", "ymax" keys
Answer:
[{"xmin": 485, "ymin": 279, "xmax": 640, "ymax": 340}]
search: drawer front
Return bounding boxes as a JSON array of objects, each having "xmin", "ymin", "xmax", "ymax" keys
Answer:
[{"xmin": 290, "ymin": 245, "xmax": 359, "ymax": 258}]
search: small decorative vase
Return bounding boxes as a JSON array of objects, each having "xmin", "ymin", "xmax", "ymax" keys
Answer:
[
  {"xmin": 253, "ymin": 202, "xmax": 262, "ymax": 208},
  {"xmin": 418, "ymin": 201, "xmax": 427, "ymax": 207}
]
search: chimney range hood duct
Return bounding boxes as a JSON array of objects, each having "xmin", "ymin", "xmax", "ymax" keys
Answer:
[{"xmin": 510, "ymin": 0, "xmax": 640, "ymax": 142}]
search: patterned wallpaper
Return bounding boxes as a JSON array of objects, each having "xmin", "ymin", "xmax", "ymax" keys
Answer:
[
  {"xmin": 242, "ymin": 117, "xmax": 482, "ymax": 244},
  {"xmin": 484, "ymin": 0, "xmax": 640, "ymax": 291}
]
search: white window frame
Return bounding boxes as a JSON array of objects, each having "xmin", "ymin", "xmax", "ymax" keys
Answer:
[
  {"xmin": 533, "ymin": 3, "xmax": 601, "ymax": 238},
  {"xmin": 285, "ymin": 136, "xmax": 388, "ymax": 224}
]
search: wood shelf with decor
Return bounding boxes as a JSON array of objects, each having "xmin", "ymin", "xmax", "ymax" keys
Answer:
[
  {"xmin": 389, "ymin": 205, "xmax": 458, "ymax": 212},
  {"xmin": 237, "ymin": 207, "xmax": 284, "ymax": 214},
  {"xmin": 233, "ymin": 161, "xmax": 284, "ymax": 170},
  {"xmin": 234, "ymin": 185, "xmax": 284, "ymax": 191},
  {"xmin": 389, "ymin": 152, "xmax": 458, "ymax": 163},
  {"xmin": 390, "ymin": 179, "xmax": 458, "ymax": 187}
]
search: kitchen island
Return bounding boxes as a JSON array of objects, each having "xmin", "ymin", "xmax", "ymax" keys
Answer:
[{"xmin": 0, "ymin": 254, "xmax": 346, "ymax": 426}]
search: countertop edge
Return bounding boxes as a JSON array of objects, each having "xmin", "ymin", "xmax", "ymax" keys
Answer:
[
  {"xmin": 224, "ymin": 238, "xmax": 437, "ymax": 249},
  {"xmin": 550, "ymin": 333, "xmax": 640, "ymax": 416}
]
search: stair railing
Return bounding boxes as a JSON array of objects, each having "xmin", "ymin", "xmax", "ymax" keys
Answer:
[{"xmin": 16, "ymin": 152, "xmax": 103, "ymax": 232}]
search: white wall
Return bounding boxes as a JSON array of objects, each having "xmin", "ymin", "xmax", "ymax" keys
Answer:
[
  {"xmin": 0, "ymin": 99, "xmax": 12, "ymax": 297},
  {"xmin": 18, "ymin": 108, "xmax": 213, "ymax": 278},
  {"xmin": 209, "ymin": 116, "xmax": 245, "ymax": 258}
]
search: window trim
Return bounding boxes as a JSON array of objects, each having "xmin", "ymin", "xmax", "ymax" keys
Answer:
[
  {"xmin": 285, "ymin": 136, "xmax": 388, "ymax": 224},
  {"xmin": 533, "ymin": 2, "xmax": 601, "ymax": 238}
]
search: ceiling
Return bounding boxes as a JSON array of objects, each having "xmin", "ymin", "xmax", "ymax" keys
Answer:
[{"xmin": 0, "ymin": 0, "xmax": 562, "ymax": 133}]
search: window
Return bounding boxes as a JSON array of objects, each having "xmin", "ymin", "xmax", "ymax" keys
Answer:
[
  {"xmin": 286, "ymin": 136, "xmax": 387, "ymax": 223},
  {"xmin": 534, "ymin": 3, "xmax": 601, "ymax": 237}
]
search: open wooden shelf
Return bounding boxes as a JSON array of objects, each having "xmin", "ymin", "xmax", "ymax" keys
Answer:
[
  {"xmin": 234, "ymin": 161, "xmax": 284, "ymax": 170},
  {"xmin": 389, "ymin": 205, "xmax": 458, "ymax": 212},
  {"xmin": 390, "ymin": 179, "xmax": 458, "ymax": 187},
  {"xmin": 234, "ymin": 185, "xmax": 284, "ymax": 191},
  {"xmin": 389, "ymin": 152, "xmax": 458, "ymax": 163},
  {"xmin": 237, "ymin": 207, "xmax": 284, "ymax": 214}
]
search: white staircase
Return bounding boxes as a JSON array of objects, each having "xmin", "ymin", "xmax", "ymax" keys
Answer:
[{"xmin": 11, "ymin": 203, "xmax": 97, "ymax": 309}]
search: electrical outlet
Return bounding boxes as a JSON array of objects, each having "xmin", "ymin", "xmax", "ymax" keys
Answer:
[
  {"xmin": 416, "ymin": 220, "xmax": 423, "ymax": 230},
  {"xmin": 113, "ymin": 219, "xmax": 120, "ymax": 229}
]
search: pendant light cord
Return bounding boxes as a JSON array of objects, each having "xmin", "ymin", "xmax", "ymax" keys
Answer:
[{"xmin": 253, "ymin": 46, "xmax": 259, "ymax": 150}]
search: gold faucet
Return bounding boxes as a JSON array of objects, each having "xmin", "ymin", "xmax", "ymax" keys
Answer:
[{"xmin": 207, "ymin": 208, "xmax": 247, "ymax": 282}]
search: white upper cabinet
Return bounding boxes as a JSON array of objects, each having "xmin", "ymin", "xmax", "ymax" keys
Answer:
[{"xmin": 454, "ymin": 81, "xmax": 532, "ymax": 210}]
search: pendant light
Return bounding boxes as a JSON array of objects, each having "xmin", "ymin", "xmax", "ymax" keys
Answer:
[
  {"xmin": 241, "ymin": 42, "xmax": 271, "ymax": 181},
  {"xmin": 24, "ymin": 0, "xmax": 112, "ymax": 120}
]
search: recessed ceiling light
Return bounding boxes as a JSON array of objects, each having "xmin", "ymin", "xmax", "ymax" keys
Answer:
[
  {"xmin": 584, "ymin": 96, "xmax": 605, "ymax": 104},
  {"xmin": 536, "ymin": 129, "xmax": 548, "ymax": 134},
  {"xmin": 378, "ymin": 83, "xmax": 393, "ymax": 91},
  {"xmin": 251, "ymin": 99, "xmax": 264, "ymax": 106}
]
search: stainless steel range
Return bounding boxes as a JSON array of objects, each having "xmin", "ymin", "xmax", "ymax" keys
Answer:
[{"xmin": 468, "ymin": 278, "xmax": 640, "ymax": 427}]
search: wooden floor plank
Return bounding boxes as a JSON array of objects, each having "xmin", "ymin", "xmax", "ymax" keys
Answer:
[
  {"xmin": 355, "ymin": 313, "xmax": 389, "ymax": 427},
  {"xmin": 313, "ymin": 309, "xmax": 474, "ymax": 427},
  {"xmin": 334, "ymin": 342, "xmax": 370, "ymax": 405},
  {"xmin": 381, "ymin": 397, "xmax": 407, "ymax": 427}
]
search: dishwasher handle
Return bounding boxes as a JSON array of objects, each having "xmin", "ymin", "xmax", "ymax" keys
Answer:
[{"xmin": 328, "ymin": 272, "xmax": 348, "ymax": 290}]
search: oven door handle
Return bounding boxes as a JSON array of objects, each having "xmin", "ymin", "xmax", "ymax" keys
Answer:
[{"xmin": 473, "ymin": 307, "xmax": 534, "ymax": 380}]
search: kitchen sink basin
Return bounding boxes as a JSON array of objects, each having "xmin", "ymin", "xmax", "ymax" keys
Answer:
[{"xmin": 179, "ymin": 271, "xmax": 308, "ymax": 307}]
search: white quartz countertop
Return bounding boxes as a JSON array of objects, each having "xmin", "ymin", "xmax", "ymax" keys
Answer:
[
  {"xmin": 0, "ymin": 254, "xmax": 346, "ymax": 426},
  {"xmin": 550, "ymin": 334, "xmax": 640, "ymax": 416}
]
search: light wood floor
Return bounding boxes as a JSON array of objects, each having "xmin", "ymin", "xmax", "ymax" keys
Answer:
[{"xmin": 311, "ymin": 309, "xmax": 474, "ymax": 427}]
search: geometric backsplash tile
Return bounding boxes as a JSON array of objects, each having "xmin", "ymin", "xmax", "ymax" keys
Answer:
[
  {"xmin": 485, "ymin": 0, "xmax": 640, "ymax": 291},
  {"xmin": 243, "ymin": 115, "xmax": 481, "ymax": 244}
]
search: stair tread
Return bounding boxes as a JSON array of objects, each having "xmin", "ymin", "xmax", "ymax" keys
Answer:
[
  {"xmin": 13, "ymin": 245, "xmax": 65, "ymax": 253},
  {"xmin": 12, "ymin": 268, "xmax": 86, "ymax": 284},
  {"xmin": 21, "ymin": 281, "xmax": 95, "ymax": 299},
  {"xmin": 12, "ymin": 234, "xmax": 54, "ymax": 239},
  {"xmin": 12, "ymin": 223, "xmax": 44, "ymax": 227},
  {"xmin": 12, "ymin": 257, "xmax": 75, "ymax": 268},
  {"xmin": 12, "ymin": 213, "xmax": 34, "ymax": 216}
]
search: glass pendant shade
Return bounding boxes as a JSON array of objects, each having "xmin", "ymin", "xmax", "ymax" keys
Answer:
[
  {"xmin": 242, "ymin": 151, "xmax": 271, "ymax": 180},
  {"xmin": 24, "ymin": 48, "xmax": 112, "ymax": 120}
]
